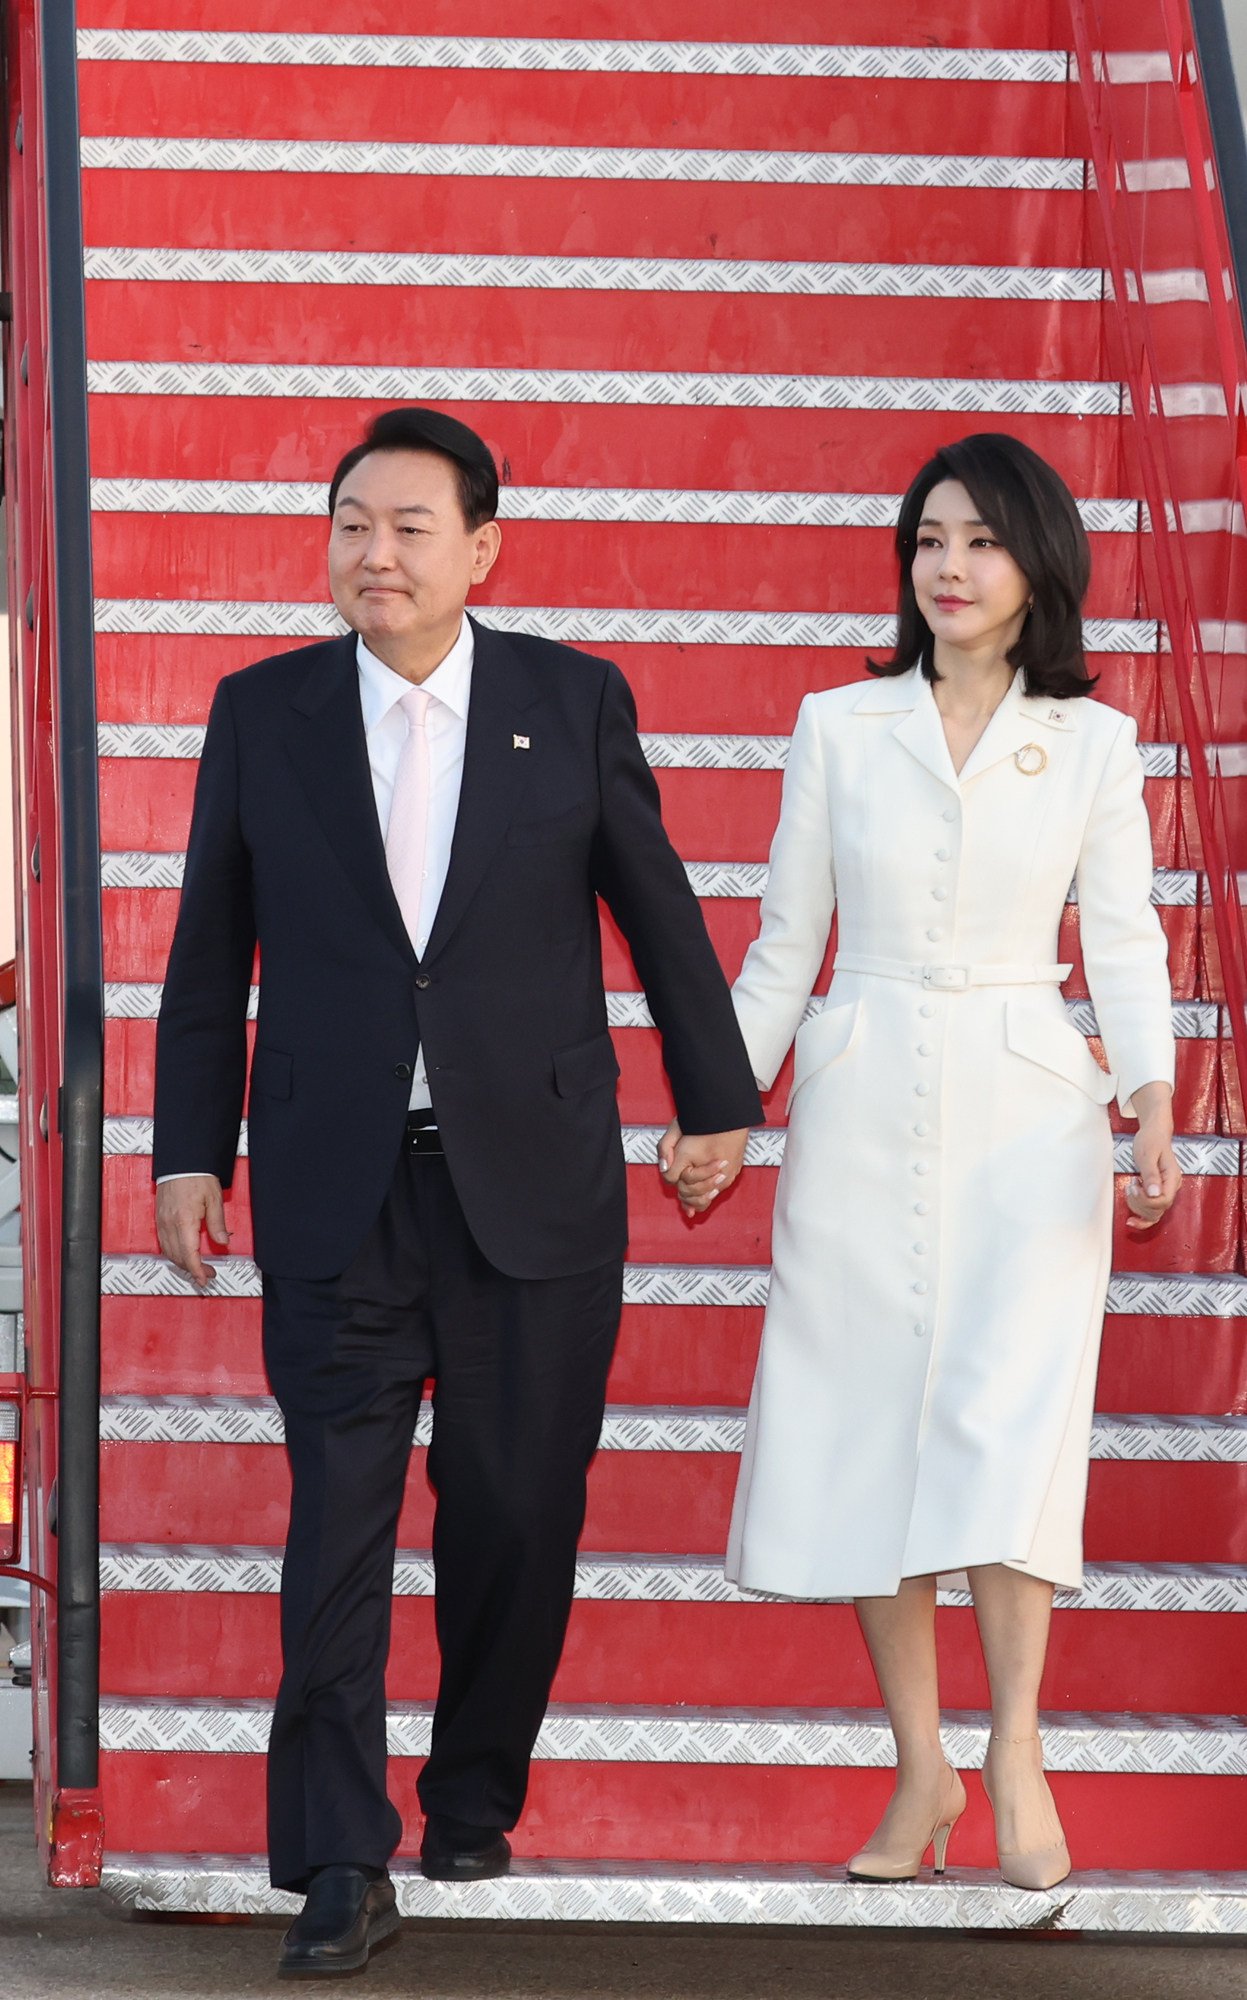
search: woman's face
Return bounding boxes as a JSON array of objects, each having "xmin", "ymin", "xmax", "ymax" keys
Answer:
[{"xmin": 910, "ymin": 478, "xmax": 1032, "ymax": 659}]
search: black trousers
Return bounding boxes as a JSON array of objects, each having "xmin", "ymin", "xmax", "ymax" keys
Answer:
[{"xmin": 261, "ymin": 1140, "xmax": 623, "ymax": 1892}]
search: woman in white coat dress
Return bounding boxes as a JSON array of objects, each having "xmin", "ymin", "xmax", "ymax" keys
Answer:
[{"xmin": 661, "ymin": 435, "xmax": 1181, "ymax": 1891}]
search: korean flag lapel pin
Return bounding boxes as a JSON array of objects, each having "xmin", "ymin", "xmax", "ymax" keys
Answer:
[{"xmin": 513, "ymin": 733, "xmax": 530, "ymax": 751}]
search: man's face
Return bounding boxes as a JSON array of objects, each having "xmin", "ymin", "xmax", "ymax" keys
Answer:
[{"xmin": 327, "ymin": 447, "xmax": 501, "ymax": 647}]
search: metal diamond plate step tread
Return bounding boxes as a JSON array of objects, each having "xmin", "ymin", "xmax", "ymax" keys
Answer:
[
  {"xmin": 97, "ymin": 1697, "xmax": 1247, "ymax": 1775},
  {"xmin": 98, "ymin": 1396, "xmax": 1247, "ymax": 1463},
  {"xmin": 98, "ymin": 1855, "xmax": 1247, "ymax": 1932},
  {"xmin": 97, "ymin": 1545, "xmax": 1247, "ymax": 1612}
]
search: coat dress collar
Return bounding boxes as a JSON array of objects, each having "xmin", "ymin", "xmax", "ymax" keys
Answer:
[
  {"xmin": 283, "ymin": 614, "xmax": 542, "ymax": 966},
  {"xmin": 852, "ymin": 662, "xmax": 1076, "ymax": 792}
]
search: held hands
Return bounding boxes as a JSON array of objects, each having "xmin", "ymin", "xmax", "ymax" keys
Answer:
[
  {"xmin": 658, "ymin": 1121, "xmax": 749, "ymax": 1216},
  {"xmin": 1125, "ymin": 1082, "xmax": 1182, "ymax": 1231},
  {"xmin": 155, "ymin": 1174, "xmax": 230, "ymax": 1288}
]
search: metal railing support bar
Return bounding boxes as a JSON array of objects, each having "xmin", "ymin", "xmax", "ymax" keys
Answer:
[{"xmin": 39, "ymin": 0, "xmax": 102, "ymax": 1795}]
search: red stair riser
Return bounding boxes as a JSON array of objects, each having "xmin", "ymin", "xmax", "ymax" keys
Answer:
[
  {"xmin": 81, "ymin": 174, "xmax": 1090, "ymax": 270},
  {"xmin": 100, "ymin": 891, "xmax": 1200, "ymax": 1000},
  {"xmin": 103, "ymin": 1016, "xmax": 1227, "ymax": 1136},
  {"xmin": 96, "ymin": 757, "xmax": 1177, "ymax": 870},
  {"xmin": 76, "ymin": 0, "xmax": 1073, "ymax": 47},
  {"xmin": 86, "ymin": 407, "xmax": 1131, "ymax": 504},
  {"xmin": 92, "ymin": 1753, "xmax": 1247, "ymax": 1870},
  {"xmin": 78, "ymin": 71, "xmax": 1078, "ymax": 160},
  {"xmin": 103, "ymin": 1156, "xmax": 1240, "ymax": 1274},
  {"xmin": 93, "ymin": 636, "xmax": 1168, "ymax": 737},
  {"xmin": 85, "ymin": 288, "xmax": 1109, "ymax": 382},
  {"xmin": 99, "ymin": 1299, "xmax": 1246, "ymax": 1417},
  {"xmin": 97, "ymin": 1439, "xmax": 1247, "ymax": 1563},
  {"xmin": 97, "ymin": 1593, "xmax": 1247, "ymax": 1714},
  {"xmin": 88, "ymin": 514, "xmax": 1142, "ymax": 618}
]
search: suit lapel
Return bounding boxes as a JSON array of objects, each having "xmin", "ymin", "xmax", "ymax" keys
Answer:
[
  {"xmin": 423, "ymin": 618, "xmax": 542, "ymax": 962},
  {"xmin": 284, "ymin": 632, "xmax": 417, "ymax": 966},
  {"xmin": 955, "ymin": 673, "xmax": 1076, "ymax": 784}
]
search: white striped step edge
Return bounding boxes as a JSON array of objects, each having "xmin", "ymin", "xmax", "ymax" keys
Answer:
[
  {"xmin": 96, "ymin": 1696, "xmax": 1247, "ymax": 1775},
  {"xmin": 94, "ymin": 724, "xmax": 1190, "ymax": 769},
  {"xmin": 96, "ymin": 1854, "xmax": 1247, "ymax": 1934},
  {"xmin": 97, "ymin": 854, "xmax": 1199, "ymax": 899},
  {"xmin": 95, "ymin": 724, "xmax": 1242, "ymax": 783},
  {"xmin": 90, "ymin": 603, "xmax": 1158, "ymax": 649},
  {"xmin": 97, "ymin": 1397, "xmax": 1247, "ymax": 1463},
  {"xmin": 100, "ymin": 983, "xmax": 1225, "ymax": 1039},
  {"xmin": 75, "ymin": 34, "xmax": 1072, "ymax": 85},
  {"xmin": 96, "ymin": 1544, "xmax": 1247, "ymax": 1611},
  {"xmin": 97, "ymin": 1257, "xmax": 1247, "ymax": 1315},
  {"xmin": 86, "ymin": 362, "xmax": 1125, "ymax": 415},
  {"xmin": 82, "ymin": 246, "xmax": 1108, "ymax": 303},
  {"xmin": 99, "ymin": 1117, "xmax": 1239, "ymax": 1176},
  {"xmin": 88, "ymin": 481, "xmax": 1138, "ymax": 531},
  {"xmin": 80, "ymin": 138, "xmax": 1088, "ymax": 192}
]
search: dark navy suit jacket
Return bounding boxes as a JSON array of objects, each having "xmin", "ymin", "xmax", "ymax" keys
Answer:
[{"xmin": 153, "ymin": 618, "xmax": 763, "ymax": 1280}]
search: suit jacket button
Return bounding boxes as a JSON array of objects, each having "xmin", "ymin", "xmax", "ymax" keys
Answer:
[
  {"xmin": 394, "ymin": 1063, "xmax": 412, "ymax": 1079},
  {"xmin": 415, "ymin": 975, "xmax": 432, "ymax": 990}
]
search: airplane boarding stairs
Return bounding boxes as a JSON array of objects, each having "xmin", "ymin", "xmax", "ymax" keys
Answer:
[{"xmin": 14, "ymin": 0, "xmax": 1247, "ymax": 1927}]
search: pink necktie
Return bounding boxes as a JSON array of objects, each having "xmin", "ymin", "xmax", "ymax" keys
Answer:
[{"xmin": 385, "ymin": 685, "xmax": 433, "ymax": 951}]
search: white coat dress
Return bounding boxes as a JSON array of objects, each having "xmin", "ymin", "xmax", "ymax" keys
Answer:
[{"xmin": 725, "ymin": 665, "xmax": 1175, "ymax": 1598}]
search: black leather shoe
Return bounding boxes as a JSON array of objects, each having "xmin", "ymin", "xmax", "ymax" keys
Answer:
[
  {"xmin": 278, "ymin": 1866, "xmax": 400, "ymax": 1978},
  {"xmin": 419, "ymin": 1815, "xmax": 512, "ymax": 1881}
]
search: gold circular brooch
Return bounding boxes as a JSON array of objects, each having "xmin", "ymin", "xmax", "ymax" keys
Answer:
[{"xmin": 1014, "ymin": 743, "xmax": 1048, "ymax": 777}]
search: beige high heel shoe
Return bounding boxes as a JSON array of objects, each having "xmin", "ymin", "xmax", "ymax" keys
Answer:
[
  {"xmin": 846, "ymin": 1763, "xmax": 967, "ymax": 1882},
  {"xmin": 982, "ymin": 1732, "xmax": 1072, "ymax": 1891}
]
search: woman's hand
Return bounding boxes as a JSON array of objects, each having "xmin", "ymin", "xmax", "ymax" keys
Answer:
[{"xmin": 1125, "ymin": 1083, "xmax": 1182, "ymax": 1231}]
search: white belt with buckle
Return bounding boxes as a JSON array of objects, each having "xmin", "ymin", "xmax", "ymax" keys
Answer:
[{"xmin": 834, "ymin": 951, "xmax": 1072, "ymax": 990}]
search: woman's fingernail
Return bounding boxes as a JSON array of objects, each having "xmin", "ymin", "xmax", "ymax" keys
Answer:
[{"xmin": 1147, "ymin": 1184, "xmax": 1161, "ymax": 1197}]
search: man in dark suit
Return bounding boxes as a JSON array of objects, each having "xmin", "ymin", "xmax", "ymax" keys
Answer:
[{"xmin": 153, "ymin": 406, "xmax": 761, "ymax": 1976}]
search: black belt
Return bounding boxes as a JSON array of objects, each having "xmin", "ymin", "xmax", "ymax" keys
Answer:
[{"xmin": 405, "ymin": 1112, "xmax": 444, "ymax": 1156}]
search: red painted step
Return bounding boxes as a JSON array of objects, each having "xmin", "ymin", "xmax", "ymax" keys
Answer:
[
  {"xmin": 98, "ymin": 1592, "xmax": 1247, "ymax": 1716},
  {"xmin": 101, "ymin": 1154, "xmax": 1239, "ymax": 1275},
  {"xmin": 78, "ymin": 70, "xmax": 1079, "ymax": 162},
  {"xmin": 95, "ymin": 1438, "xmax": 1247, "ymax": 1563},
  {"xmin": 84, "ymin": 287, "xmax": 1110, "ymax": 382},
  {"xmin": 99, "ymin": 1298, "xmax": 1247, "ymax": 1417},
  {"xmin": 92, "ymin": 1752, "xmax": 1247, "ymax": 1870},
  {"xmin": 87, "ymin": 514, "xmax": 1143, "ymax": 617},
  {"xmin": 86, "ymin": 406, "xmax": 1131, "ymax": 504}
]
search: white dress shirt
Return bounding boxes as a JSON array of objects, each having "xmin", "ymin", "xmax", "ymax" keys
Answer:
[
  {"xmin": 158, "ymin": 618, "xmax": 472, "ymax": 1178},
  {"xmin": 357, "ymin": 619, "xmax": 473, "ymax": 1111}
]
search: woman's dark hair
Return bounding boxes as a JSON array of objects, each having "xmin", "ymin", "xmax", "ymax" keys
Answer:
[
  {"xmin": 327, "ymin": 406, "xmax": 499, "ymax": 529},
  {"xmin": 868, "ymin": 432, "xmax": 1097, "ymax": 699}
]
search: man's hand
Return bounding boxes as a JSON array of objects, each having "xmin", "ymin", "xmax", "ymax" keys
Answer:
[
  {"xmin": 657, "ymin": 1121, "xmax": 750, "ymax": 1216},
  {"xmin": 155, "ymin": 1175, "xmax": 230, "ymax": 1287}
]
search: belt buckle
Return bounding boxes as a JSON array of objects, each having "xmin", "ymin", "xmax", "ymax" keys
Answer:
[{"xmin": 922, "ymin": 964, "xmax": 968, "ymax": 990}]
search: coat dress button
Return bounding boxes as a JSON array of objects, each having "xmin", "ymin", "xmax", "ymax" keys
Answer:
[
  {"xmin": 913, "ymin": 1241, "xmax": 928, "ymax": 1254},
  {"xmin": 932, "ymin": 887, "xmax": 948, "ymax": 901},
  {"xmin": 918, "ymin": 1043, "xmax": 933, "ymax": 1057},
  {"xmin": 915, "ymin": 1081, "xmax": 931, "ymax": 1096},
  {"xmin": 415, "ymin": 974, "xmax": 432, "ymax": 990},
  {"xmin": 925, "ymin": 927, "xmax": 942, "ymax": 942},
  {"xmin": 919, "ymin": 1002, "xmax": 936, "ymax": 1018},
  {"xmin": 914, "ymin": 1121, "xmax": 930, "ymax": 1136},
  {"xmin": 914, "ymin": 1322, "xmax": 926, "ymax": 1337},
  {"xmin": 914, "ymin": 1200, "xmax": 930, "ymax": 1215},
  {"xmin": 942, "ymin": 806, "xmax": 957, "ymax": 821},
  {"xmin": 935, "ymin": 847, "xmax": 951, "ymax": 861},
  {"xmin": 914, "ymin": 1161, "xmax": 931, "ymax": 1175},
  {"xmin": 394, "ymin": 1063, "xmax": 412, "ymax": 1079}
]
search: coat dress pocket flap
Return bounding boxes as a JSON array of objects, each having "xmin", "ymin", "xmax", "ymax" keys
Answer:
[
  {"xmin": 507, "ymin": 803, "xmax": 592, "ymax": 847},
  {"xmin": 553, "ymin": 1031, "xmax": 622, "ymax": 1098},
  {"xmin": 1004, "ymin": 999, "xmax": 1116, "ymax": 1104},
  {"xmin": 786, "ymin": 998, "xmax": 862, "ymax": 1111},
  {"xmin": 250, "ymin": 1044, "xmax": 294, "ymax": 1101}
]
